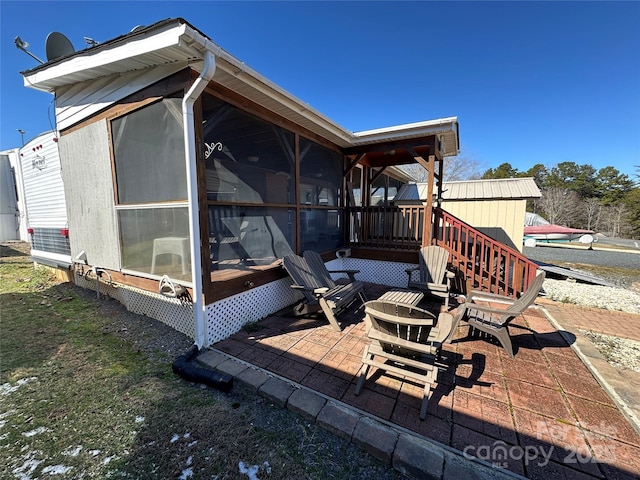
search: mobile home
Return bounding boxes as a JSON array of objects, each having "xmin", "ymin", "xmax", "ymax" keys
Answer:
[
  {"xmin": 15, "ymin": 131, "xmax": 71, "ymax": 273},
  {"xmin": 0, "ymin": 149, "xmax": 21, "ymax": 241},
  {"xmin": 21, "ymin": 18, "xmax": 536, "ymax": 347}
]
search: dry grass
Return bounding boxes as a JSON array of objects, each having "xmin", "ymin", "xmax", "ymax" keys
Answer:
[{"xmin": 0, "ymin": 242, "xmax": 400, "ymax": 480}]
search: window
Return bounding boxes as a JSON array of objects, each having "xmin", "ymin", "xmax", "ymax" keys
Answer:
[
  {"xmin": 299, "ymin": 138, "xmax": 343, "ymax": 251},
  {"xmin": 112, "ymin": 98, "xmax": 186, "ymax": 203},
  {"xmin": 202, "ymin": 94, "xmax": 345, "ymax": 270},
  {"xmin": 202, "ymin": 96, "xmax": 295, "ymax": 205},
  {"xmin": 111, "ymin": 98, "xmax": 190, "ymax": 279},
  {"xmin": 202, "ymin": 94, "xmax": 296, "ymax": 271}
]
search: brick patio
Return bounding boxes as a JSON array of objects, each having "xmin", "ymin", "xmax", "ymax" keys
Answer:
[{"xmin": 210, "ymin": 282, "xmax": 640, "ymax": 479}]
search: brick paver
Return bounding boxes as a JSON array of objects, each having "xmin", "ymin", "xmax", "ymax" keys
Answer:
[{"xmin": 209, "ymin": 283, "xmax": 640, "ymax": 479}]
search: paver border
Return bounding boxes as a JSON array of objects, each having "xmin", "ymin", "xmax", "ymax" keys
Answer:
[{"xmin": 197, "ymin": 348, "xmax": 524, "ymax": 480}]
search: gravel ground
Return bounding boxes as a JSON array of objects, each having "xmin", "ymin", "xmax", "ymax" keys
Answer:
[
  {"xmin": 580, "ymin": 330, "xmax": 640, "ymax": 373},
  {"xmin": 525, "ymin": 244, "xmax": 640, "ymax": 373},
  {"xmin": 542, "ymin": 279, "xmax": 640, "ymax": 314}
]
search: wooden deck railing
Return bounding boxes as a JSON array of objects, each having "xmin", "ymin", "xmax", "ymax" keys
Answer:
[
  {"xmin": 346, "ymin": 206, "xmax": 425, "ymax": 250},
  {"xmin": 432, "ymin": 207, "xmax": 539, "ymax": 298},
  {"xmin": 346, "ymin": 205, "xmax": 539, "ymax": 298}
]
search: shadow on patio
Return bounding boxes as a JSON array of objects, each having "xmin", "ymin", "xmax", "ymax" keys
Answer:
[{"xmin": 208, "ymin": 282, "xmax": 640, "ymax": 479}]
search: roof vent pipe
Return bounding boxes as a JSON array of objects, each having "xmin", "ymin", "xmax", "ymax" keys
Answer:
[{"xmin": 183, "ymin": 50, "xmax": 216, "ymax": 349}]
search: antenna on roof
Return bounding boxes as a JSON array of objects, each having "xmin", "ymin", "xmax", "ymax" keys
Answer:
[
  {"xmin": 45, "ymin": 32, "xmax": 75, "ymax": 62},
  {"xmin": 84, "ymin": 37, "xmax": 99, "ymax": 47},
  {"xmin": 14, "ymin": 36, "xmax": 44, "ymax": 64},
  {"xmin": 130, "ymin": 25, "xmax": 145, "ymax": 32}
]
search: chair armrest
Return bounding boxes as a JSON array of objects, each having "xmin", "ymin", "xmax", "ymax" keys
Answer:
[
  {"xmin": 327, "ymin": 269, "xmax": 360, "ymax": 282},
  {"xmin": 462, "ymin": 302, "xmax": 513, "ymax": 316},
  {"xmin": 405, "ymin": 266, "xmax": 419, "ymax": 288},
  {"xmin": 468, "ymin": 289, "xmax": 516, "ymax": 304},
  {"xmin": 290, "ymin": 285, "xmax": 329, "ymax": 296}
]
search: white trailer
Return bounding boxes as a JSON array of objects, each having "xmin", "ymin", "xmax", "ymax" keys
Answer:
[
  {"xmin": 0, "ymin": 149, "xmax": 22, "ymax": 241},
  {"xmin": 19, "ymin": 131, "xmax": 71, "ymax": 268}
]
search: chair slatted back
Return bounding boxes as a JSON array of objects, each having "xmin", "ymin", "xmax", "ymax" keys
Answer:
[
  {"xmin": 303, "ymin": 250, "xmax": 337, "ymax": 289},
  {"xmin": 505, "ymin": 270, "xmax": 546, "ymax": 314},
  {"xmin": 418, "ymin": 246, "xmax": 450, "ymax": 284},
  {"xmin": 364, "ymin": 300, "xmax": 437, "ymax": 358},
  {"xmin": 282, "ymin": 254, "xmax": 323, "ymax": 303}
]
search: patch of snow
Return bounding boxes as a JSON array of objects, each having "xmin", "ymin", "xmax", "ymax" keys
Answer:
[
  {"xmin": 42, "ymin": 464, "xmax": 73, "ymax": 475},
  {"xmin": 135, "ymin": 416, "xmax": 145, "ymax": 423},
  {"xmin": 0, "ymin": 377, "xmax": 37, "ymax": 396},
  {"xmin": 186, "ymin": 455, "xmax": 193, "ymax": 466},
  {"xmin": 1, "ymin": 408, "xmax": 17, "ymax": 419},
  {"xmin": 179, "ymin": 467, "xmax": 193, "ymax": 479},
  {"xmin": 102, "ymin": 455, "xmax": 116, "ymax": 465},
  {"xmin": 89, "ymin": 449, "xmax": 101, "ymax": 456},
  {"xmin": 238, "ymin": 461, "xmax": 270, "ymax": 480},
  {"xmin": 12, "ymin": 458, "xmax": 42, "ymax": 480},
  {"xmin": 62, "ymin": 446, "xmax": 82, "ymax": 457},
  {"xmin": 170, "ymin": 434, "xmax": 180, "ymax": 443},
  {"xmin": 187, "ymin": 440, "xmax": 198, "ymax": 447},
  {"xmin": 23, "ymin": 426, "xmax": 47, "ymax": 437}
]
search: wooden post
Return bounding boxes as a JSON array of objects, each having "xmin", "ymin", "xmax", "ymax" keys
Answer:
[{"xmin": 422, "ymin": 155, "xmax": 436, "ymax": 247}]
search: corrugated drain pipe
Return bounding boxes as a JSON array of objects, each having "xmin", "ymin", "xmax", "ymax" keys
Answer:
[
  {"xmin": 183, "ymin": 49, "xmax": 216, "ymax": 349},
  {"xmin": 172, "ymin": 345, "xmax": 233, "ymax": 392}
]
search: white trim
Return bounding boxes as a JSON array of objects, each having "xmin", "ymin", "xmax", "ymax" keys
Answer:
[{"xmin": 30, "ymin": 249, "xmax": 72, "ymax": 264}]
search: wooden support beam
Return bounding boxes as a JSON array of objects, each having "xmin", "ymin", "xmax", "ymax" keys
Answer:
[
  {"xmin": 421, "ymin": 155, "xmax": 436, "ymax": 247},
  {"xmin": 370, "ymin": 166, "xmax": 388, "ymax": 184},
  {"xmin": 344, "ymin": 153, "xmax": 366, "ymax": 177}
]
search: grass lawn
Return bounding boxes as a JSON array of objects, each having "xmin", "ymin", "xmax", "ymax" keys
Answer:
[{"xmin": 0, "ymin": 242, "xmax": 399, "ymax": 480}]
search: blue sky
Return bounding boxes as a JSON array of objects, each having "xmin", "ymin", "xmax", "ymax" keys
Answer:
[{"xmin": 1, "ymin": 1, "xmax": 639, "ymax": 177}]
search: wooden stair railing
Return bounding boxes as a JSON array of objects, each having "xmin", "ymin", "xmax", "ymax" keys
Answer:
[{"xmin": 432, "ymin": 207, "xmax": 539, "ymax": 299}]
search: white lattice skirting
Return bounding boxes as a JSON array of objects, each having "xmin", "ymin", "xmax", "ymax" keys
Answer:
[{"xmin": 72, "ymin": 258, "xmax": 418, "ymax": 346}]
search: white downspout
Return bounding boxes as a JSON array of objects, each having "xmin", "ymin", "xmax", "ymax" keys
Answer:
[{"xmin": 183, "ymin": 50, "xmax": 216, "ymax": 349}]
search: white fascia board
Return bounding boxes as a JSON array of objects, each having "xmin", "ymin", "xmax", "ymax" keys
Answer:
[
  {"xmin": 352, "ymin": 117, "xmax": 459, "ymax": 143},
  {"xmin": 23, "ymin": 24, "xmax": 192, "ymax": 92},
  {"xmin": 22, "ymin": 19, "xmax": 459, "ymax": 151}
]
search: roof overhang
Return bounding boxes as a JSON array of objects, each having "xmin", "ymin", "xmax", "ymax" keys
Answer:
[{"xmin": 22, "ymin": 18, "xmax": 460, "ymax": 154}]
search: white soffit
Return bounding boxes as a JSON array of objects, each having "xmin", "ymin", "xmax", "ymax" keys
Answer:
[{"xmin": 22, "ymin": 18, "xmax": 459, "ymax": 153}]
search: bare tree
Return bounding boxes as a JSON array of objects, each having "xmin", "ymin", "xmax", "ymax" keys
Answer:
[
  {"xmin": 400, "ymin": 163, "xmax": 429, "ymax": 182},
  {"xmin": 539, "ymin": 187, "xmax": 580, "ymax": 225},
  {"xmin": 400, "ymin": 153, "xmax": 484, "ymax": 183},
  {"xmin": 582, "ymin": 197, "xmax": 602, "ymax": 231},
  {"xmin": 599, "ymin": 203, "xmax": 630, "ymax": 238},
  {"xmin": 442, "ymin": 154, "xmax": 484, "ymax": 182}
]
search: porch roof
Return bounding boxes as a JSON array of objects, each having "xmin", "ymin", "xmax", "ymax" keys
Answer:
[
  {"xmin": 394, "ymin": 177, "xmax": 542, "ymax": 202},
  {"xmin": 22, "ymin": 18, "xmax": 459, "ymax": 155}
]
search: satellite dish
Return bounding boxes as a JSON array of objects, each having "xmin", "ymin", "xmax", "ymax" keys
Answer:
[
  {"xmin": 579, "ymin": 234, "xmax": 594, "ymax": 244},
  {"xmin": 130, "ymin": 25, "xmax": 146, "ymax": 32},
  {"xmin": 45, "ymin": 32, "xmax": 75, "ymax": 61}
]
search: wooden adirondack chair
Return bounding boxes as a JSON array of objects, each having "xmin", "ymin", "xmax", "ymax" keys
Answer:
[
  {"xmin": 445, "ymin": 270, "xmax": 546, "ymax": 357},
  {"xmin": 302, "ymin": 250, "xmax": 361, "ymax": 286},
  {"xmin": 355, "ymin": 300, "xmax": 453, "ymax": 419},
  {"xmin": 282, "ymin": 254, "xmax": 366, "ymax": 332},
  {"xmin": 405, "ymin": 245, "xmax": 454, "ymax": 309}
]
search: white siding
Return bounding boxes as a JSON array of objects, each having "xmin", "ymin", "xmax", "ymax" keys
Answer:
[
  {"xmin": 0, "ymin": 154, "xmax": 19, "ymax": 241},
  {"xmin": 441, "ymin": 199, "xmax": 527, "ymax": 251},
  {"xmin": 54, "ymin": 63, "xmax": 189, "ymax": 131},
  {"xmin": 19, "ymin": 132, "xmax": 67, "ymax": 229}
]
